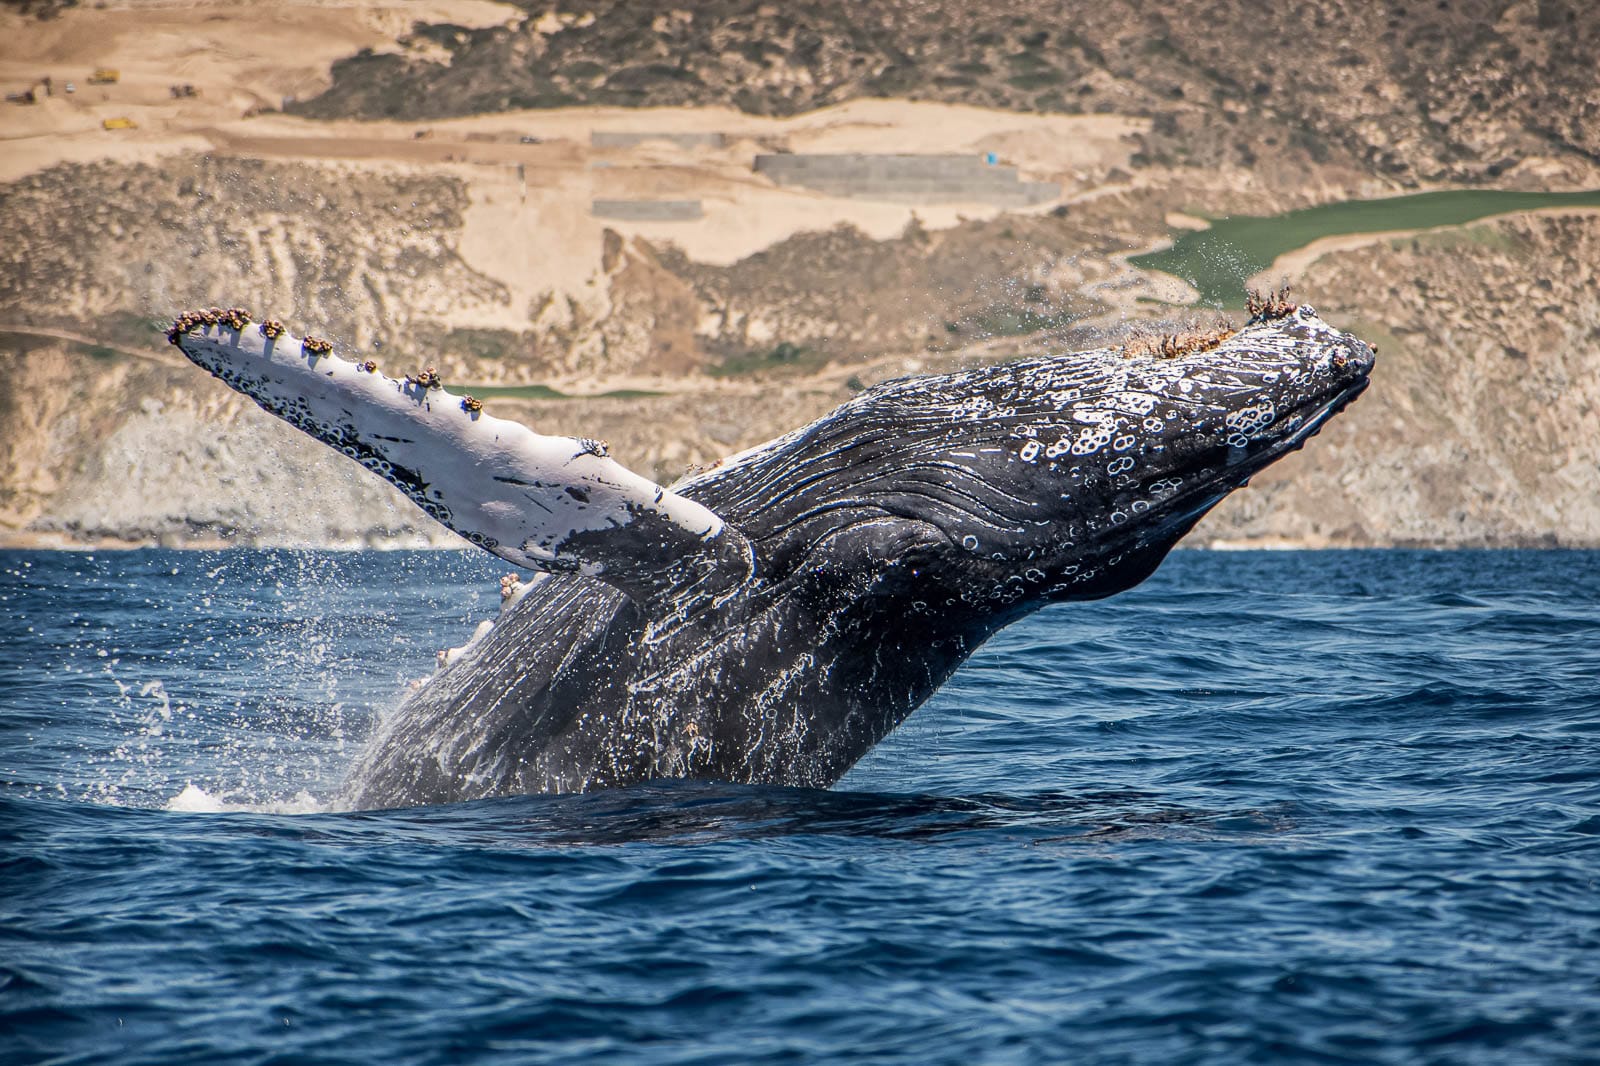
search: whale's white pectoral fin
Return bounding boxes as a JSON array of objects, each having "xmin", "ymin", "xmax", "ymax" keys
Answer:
[{"xmin": 170, "ymin": 310, "xmax": 752, "ymax": 604}]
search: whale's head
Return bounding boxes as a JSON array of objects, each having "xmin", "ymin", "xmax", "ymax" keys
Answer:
[{"xmin": 699, "ymin": 300, "xmax": 1374, "ymax": 623}]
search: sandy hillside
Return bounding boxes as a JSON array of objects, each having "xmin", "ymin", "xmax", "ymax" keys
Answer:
[
  {"xmin": 0, "ymin": 1, "xmax": 521, "ymax": 136},
  {"xmin": 2, "ymin": 0, "xmax": 1149, "ymax": 321},
  {"xmin": 2, "ymin": 0, "xmax": 1598, "ymax": 550}
]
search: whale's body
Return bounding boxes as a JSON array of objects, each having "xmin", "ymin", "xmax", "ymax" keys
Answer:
[{"xmin": 171, "ymin": 298, "xmax": 1373, "ymax": 809}]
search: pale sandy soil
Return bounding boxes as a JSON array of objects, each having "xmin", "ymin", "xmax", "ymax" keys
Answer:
[
  {"xmin": 0, "ymin": 0, "xmax": 1149, "ymax": 332},
  {"xmin": 15, "ymin": 99, "xmax": 1143, "ymax": 323},
  {"xmin": 0, "ymin": 0, "xmax": 520, "ymax": 163}
]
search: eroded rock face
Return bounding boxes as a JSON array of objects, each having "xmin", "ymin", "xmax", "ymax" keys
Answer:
[
  {"xmin": 0, "ymin": 344, "xmax": 459, "ymax": 549},
  {"xmin": 1197, "ymin": 214, "xmax": 1600, "ymax": 548},
  {"xmin": 0, "ymin": 157, "xmax": 505, "ymax": 353}
]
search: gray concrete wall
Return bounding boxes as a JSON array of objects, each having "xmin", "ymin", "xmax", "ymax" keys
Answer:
[
  {"xmin": 753, "ymin": 153, "xmax": 1059, "ymax": 205},
  {"xmin": 591, "ymin": 199, "xmax": 705, "ymax": 221},
  {"xmin": 591, "ymin": 131, "xmax": 726, "ymax": 149}
]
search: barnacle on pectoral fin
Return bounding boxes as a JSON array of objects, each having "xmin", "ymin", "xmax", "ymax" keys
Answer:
[
  {"xmin": 406, "ymin": 366, "xmax": 442, "ymax": 390},
  {"xmin": 258, "ymin": 319, "xmax": 286, "ymax": 340},
  {"xmin": 167, "ymin": 306, "xmax": 254, "ymax": 343},
  {"xmin": 167, "ymin": 310, "xmax": 202, "ymax": 344},
  {"xmin": 301, "ymin": 335, "xmax": 334, "ymax": 356},
  {"xmin": 1245, "ymin": 282, "xmax": 1298, "ymax": 324}
]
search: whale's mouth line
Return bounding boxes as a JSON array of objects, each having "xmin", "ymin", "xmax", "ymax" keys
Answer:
[
  {"xmin": 1114, "ymin": 374, "xmax": 1372, "ymax": 551},
  {"xmin": 1218, "ymin": 375, "xmax": 1371, "ymax": 491},
  {"xmin": 1266, "ymin": 375, "xmax": 1370, "ymax": 460}
]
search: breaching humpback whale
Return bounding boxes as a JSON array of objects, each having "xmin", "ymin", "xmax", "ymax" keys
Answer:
[{"xmin": 168, "ymin": 292, "xmax": 1373, "ymax": 809}]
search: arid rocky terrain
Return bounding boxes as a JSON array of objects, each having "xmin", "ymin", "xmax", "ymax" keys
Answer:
[
  {"xmin": 0, "ymin": 0, "xmax": 1596, "ymax": 549},
  {"xmin": 295, "ymin": 0, "xmax": 1600, "ymax": 188},
  {"xmin": 1198, "ymin": 214, "xmax": 1600, "ymax": 548}
]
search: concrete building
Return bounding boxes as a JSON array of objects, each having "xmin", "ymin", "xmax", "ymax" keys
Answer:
[
  {"xmin": 591, "ymin": 199, "xmax": 705, "ymax": 221},
  {"xmin": 753, "ymin": 153, "xmax": 1059, "ymax": 206}
]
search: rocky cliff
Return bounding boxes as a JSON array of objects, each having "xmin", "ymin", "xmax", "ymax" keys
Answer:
[
  {"xmin": 4, "ymin": 209, "xmax": 1596, "ymax": 550},
  {"xmin": 1201, "ymin": 213, "xmax": 1600, "ymax": 548}
]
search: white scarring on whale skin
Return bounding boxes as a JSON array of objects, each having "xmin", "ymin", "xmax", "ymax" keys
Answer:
[{"xmin": 175, "ymin": 320, "xmax": 734, "ymax": 582}]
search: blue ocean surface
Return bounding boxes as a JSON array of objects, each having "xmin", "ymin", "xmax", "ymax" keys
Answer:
[{"xmin": 2, "ymin": 548, "xmax": 1598, "ymax": 1064}]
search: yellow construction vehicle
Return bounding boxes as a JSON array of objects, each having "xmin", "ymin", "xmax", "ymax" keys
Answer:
[
  {"xmin": 102, "ymin": 116, "xmax": 137, "ymax": 130},
  {"xmin": 90, "ymin": 69, "xmax": 120, "ymax": 84}
]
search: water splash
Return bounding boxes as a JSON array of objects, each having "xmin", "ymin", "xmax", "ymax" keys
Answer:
[{"xmin": 3, "ymin": 548, "xmax": 506, "ymax": 810}]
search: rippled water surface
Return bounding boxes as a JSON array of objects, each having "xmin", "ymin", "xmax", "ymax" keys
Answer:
[{"xmin": 3, "ymin": 549, "xmax": 1598, "ymax": 1064}]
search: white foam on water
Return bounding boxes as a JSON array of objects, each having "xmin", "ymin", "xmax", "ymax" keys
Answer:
[{"xmin": 165, "ymin": 783, "xmax": 327, "ymax": 815}]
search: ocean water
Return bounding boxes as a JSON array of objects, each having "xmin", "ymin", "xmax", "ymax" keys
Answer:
[{"xmin": 3, "ymin": 548, "xmax": 1598, "ymax": 1064}]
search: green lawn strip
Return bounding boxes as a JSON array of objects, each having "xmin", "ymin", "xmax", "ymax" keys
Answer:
[{"xmin": 1130, "ymin": 188, "xmax": 1600, "ymax": 307}]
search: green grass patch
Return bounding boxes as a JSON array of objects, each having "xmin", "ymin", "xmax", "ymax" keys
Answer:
[
  {"xmin": 1007, "ymin": 69, "xmax": 1064, "ymax": 91},
  {"xmin": 442, "ymin": 327, "xmax": 521, "ymax": 361},
  {"xmin": 1393, "ymin": 223, "xmax": 1521, "ymax": 255},
  {"xmin": 0, "ymin": 329, "xmax": 125, "ymax": 362},
  {"xmin": 1129, "ymin": 187, "xmax": 1600, "ymax": 307},
  {"xmin": 0, "ymin": 329, "xmax": 57, "ymax": 357},
  {"xmin": 96, "ymin": 310, "xmax": 163, "ymax": 348},
  {"xmin": 709, "ymin": 341, "xmax": 829, "ymax": 378}
]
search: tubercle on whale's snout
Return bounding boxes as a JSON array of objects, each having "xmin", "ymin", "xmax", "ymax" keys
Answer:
[
  {"xmin": 1305, "ymin": 314, "xmax": 1377, "ymax": 390},
  {"xmin": 1244, "ymin": 282, "xmax": 1299, "ymax": 324},
  {"xmin": 1219, "ymin": 303, "xmax": 1375, "ymax": 384}
]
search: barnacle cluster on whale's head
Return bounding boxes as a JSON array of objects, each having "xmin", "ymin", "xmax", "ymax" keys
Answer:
[
  {"xmin": 1245, "ymin": 281, "xmax": 1299, "ymax": 324},
  {"xmin": 1119, "ymin": 316, "xmax": 1236, "ymax": 361}
]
